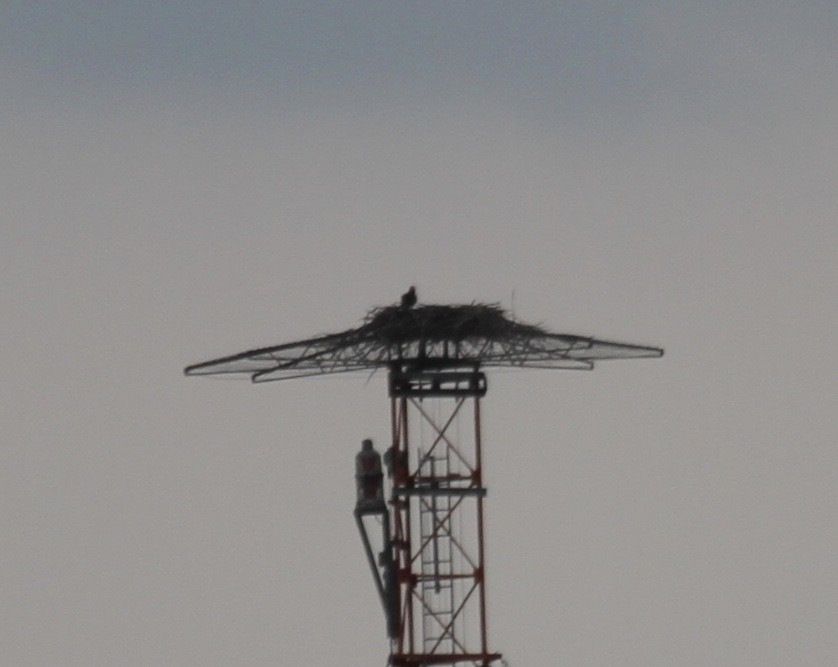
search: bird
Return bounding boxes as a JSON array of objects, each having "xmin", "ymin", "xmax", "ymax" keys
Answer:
[{"xmin": 400, "ymin": 286, "xmax": 417, "ymax": 309}]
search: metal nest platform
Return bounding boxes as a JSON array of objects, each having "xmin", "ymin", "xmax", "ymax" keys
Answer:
[{"xmin": 184, "ymin": 302, "xmax": 663, "ymax": 382}]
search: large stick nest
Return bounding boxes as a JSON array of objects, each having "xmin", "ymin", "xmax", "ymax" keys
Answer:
[{"xmin": 359, "ymin": 303, "xmax": 546, "ymax": 344}]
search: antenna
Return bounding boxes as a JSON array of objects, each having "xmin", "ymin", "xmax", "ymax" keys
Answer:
[{"xmin": 185, "ymin": 297, "xmax": 663, "ymax": 666}]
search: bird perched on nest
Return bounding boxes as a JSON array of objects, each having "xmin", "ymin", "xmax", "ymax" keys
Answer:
[{"xmin": 400, "ymin": 286, "xmax": 417, "ymax": 309}]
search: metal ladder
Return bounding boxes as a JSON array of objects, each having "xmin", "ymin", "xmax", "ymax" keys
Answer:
[{"xmin": 418, "ymin": 450, "xmax": 456, "ymax": 655}]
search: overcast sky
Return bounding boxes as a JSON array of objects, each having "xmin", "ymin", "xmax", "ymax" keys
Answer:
[{"xmin": 3, "ymin": 3, "xmax": 837, "ymax": 665}]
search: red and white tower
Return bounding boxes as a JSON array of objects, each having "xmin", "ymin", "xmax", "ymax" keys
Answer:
[{"xmin": 185, "ymin": 299, "xmax": 662, "ymax": 666}]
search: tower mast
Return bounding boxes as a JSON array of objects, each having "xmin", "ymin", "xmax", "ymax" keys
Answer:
[
  {"xmin": 185, "ymin": 298, "xmax": 662, "ymax": 666},
  {"xmin": 385, "ymin": 361, "xmax": 500, "ymax": 665}
]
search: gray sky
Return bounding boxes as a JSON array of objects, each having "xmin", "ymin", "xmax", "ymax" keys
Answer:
[{"xmin": 3, "ymin": 2, "xmax": 837, "ymax": 665}]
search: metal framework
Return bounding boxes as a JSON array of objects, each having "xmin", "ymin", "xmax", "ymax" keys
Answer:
[
  {"xmin": 385, "ymin": 362, "xmax": 500, "ymax": 666},
  {"xmin": 184, "ymin": 301, "xmax": 663, "ymax": 666}
]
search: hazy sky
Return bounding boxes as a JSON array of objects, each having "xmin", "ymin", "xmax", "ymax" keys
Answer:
[{"xmin": 3, "ymin": 3, "xmax": 837, "ymax": 665}]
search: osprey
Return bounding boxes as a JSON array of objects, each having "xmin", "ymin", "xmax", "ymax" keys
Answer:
[{"xmin": 400, "ymin": 286, "xmax": 417, "ymax": 309}]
